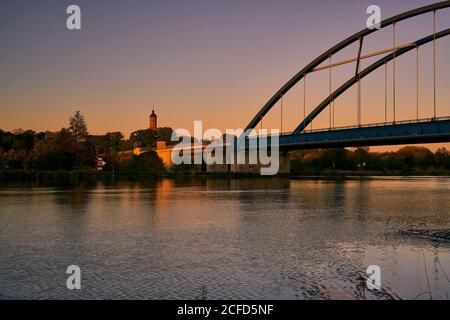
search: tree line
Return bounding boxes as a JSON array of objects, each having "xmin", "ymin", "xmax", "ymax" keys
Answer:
[
  {"xmin": 291, "ymin": 146, "xmax": 450, "ymax": 175},
  {"xmin": 0, "ymin": 111, "xmax": 172, "ymax": 174},
  {"xmin": 2, "ymin": 111, "xmax": 450, "ymax": 175}
]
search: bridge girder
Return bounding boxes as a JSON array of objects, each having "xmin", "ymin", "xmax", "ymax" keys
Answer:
[{"xmin": 276, "ymin": 119, "xmax": 450, "ymax": 151}]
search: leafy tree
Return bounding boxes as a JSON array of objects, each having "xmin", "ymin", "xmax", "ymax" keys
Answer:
[
  {"xmin": 0, "ymin": 130, "xmax": 12, "ymax": 150},
  {"xmin": 353, "ymin": 147, "xmax": 370, "ymax": 169},
  {"xmin": 119, "ymin": 139, "xmax": 134, "ymax": 151},
  {"xmin": 396, "ymin": 146, "xmax": 434, "ymax": 172},
  {"xmin": 88, "ymin": 132, "xmax": 125, "ymax": 154},
  {"xmin": 120, "ymin": 151, "xmax": 165, "ymax": 174},
  {"xmin": 129, "ymin": 129, "xmax": 157, "ymax": 148},
  {"xmin": 69, "ymin": 110, "xmax": 89, "ymax": 141},
  {"xmin": 5, "ymin": 148, "xmax": 29, "ymax": 169},
  {"xmin": 76, "ymin": 140, "xmax": 97, "ymax": 169},
  {"xmin": 31, "ymin": 129, "xmax": 75, "ymax": 170},
  {"xmin": 435, "ymin": 148, "xmax": 450, "ymax": 169},
  {"xmin": 30, "ymin": 128, "xmax": 96, "ymax": 171},
  {"xmin": 157, "ymin": 127, "xmax": 175, "ymax": 145},
  {"xmin": 14, "ymin": 130, "xmax": 36, "ymax": 151},
  {"xmin": 301, "ymin": 150, "xmax": 321, "ymax": 169},
  {"xmin": 318, "ymin": 148, "xmax": 351, "ymax": 170},
  {"xmin": 0, "ymin": 147, "xmax": 6, "ymax": 169},
  {"xmin": 12, "ymin": 128, "xmax": 25, "ymax": 135},
  {"xmin": 100, "ymin": 152, "xmax": 121, "ymax": 172},
  {"xmin": 104, "ymin": 132, "xmax": 124, "ymax": 152}
]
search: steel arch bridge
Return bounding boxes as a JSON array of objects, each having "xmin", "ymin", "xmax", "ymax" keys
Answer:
[{"xmin": 244, "ymin": 1, "xmax": 450, "ymax": 151}]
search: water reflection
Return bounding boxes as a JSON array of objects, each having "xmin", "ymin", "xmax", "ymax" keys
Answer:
[{"xmin": 0, "ymin": 177, "xmax": 450, "ymax": 299}]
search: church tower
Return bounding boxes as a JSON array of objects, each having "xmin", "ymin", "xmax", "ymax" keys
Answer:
[{"xmin": 149, "ymin": 108, "xmax": 157, "ymax": 131}]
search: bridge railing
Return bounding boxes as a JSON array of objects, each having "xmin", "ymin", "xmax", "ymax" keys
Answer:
[{"xmin": 249, "ymin": 116, "xmax": 450, "ymax": 138}]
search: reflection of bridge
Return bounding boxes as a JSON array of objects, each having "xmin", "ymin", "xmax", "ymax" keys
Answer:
[{"xmin": 244, "ymin": 1, "xmax": 450, "ymax": 153}]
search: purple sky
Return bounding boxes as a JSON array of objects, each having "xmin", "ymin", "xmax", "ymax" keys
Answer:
[{"xmin": 1, "ymin": 0, "xmax": 449, "ymax": 151}]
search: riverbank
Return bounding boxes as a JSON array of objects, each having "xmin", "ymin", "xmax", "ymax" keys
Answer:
[
  {"xmin": 291, "ymin": 168, "xmax": 450, "ymax": 176},
  {"xmin": 0, "ymin": 169, "xmax": 289, "ymax": 184},
  {"xmin": 2, "ymin": 168, "xmax": 450, "ymax": 184}
]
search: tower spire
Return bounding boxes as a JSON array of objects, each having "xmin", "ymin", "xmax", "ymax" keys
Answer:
[{"xmin": 149, "ymin": 106, "xmax": 157, "ymax": 131}]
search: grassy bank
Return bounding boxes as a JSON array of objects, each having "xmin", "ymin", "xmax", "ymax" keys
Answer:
[
  {"xmin": 0, "ymin": 169, "xmax": 291, "ymax": 184},
  {"xmin": 290, "ymin": 168, "xmax": 450, "ymax": 177},
  {"xmin": 2, "ymin": 168, "xmax": 450, "ymax": 185},
  {"xmin": 0, "ymin": 169, "xmax": 165, "ymax": 183}
]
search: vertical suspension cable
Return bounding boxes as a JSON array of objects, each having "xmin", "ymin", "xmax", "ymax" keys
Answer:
[
  {"xmin": 384, "ymin": 62, "xmax": 387, "ymax": 124},
  {"xmin": 433, "ymin": 10, "xmax": 437, "ymax": 119},
  {"xmin": 329, "ymin": 55, "xmax": 332, "ymax": 129},
  {"xmin": 280, "ymin": 95, "xmax": 283, "ymax": 133},
  {"xmin": 355, "ymin": 37, "xmax": 363, "ymax": 127},
  {"xmin": 304, "ymin": 73, "xmax": 312, "ymax": 132},
  {"xmin": 357, "ymin": 78, "xmax": 361, "ymax": 126},
  {"xmin": 332, "ymin": 100, "xmax": 335, "ymax": 128},
  {"xmin": 303, "ymin": 75, "xmax": 306, "ymax": 125},
  {"xmin": 356, "ymin": 55, "xmax": 361, "ymax": 126},
  {"xmin": 416, "ymin": 46, "xmax": 419, "ymax": 120},
  {"xmin": 356, "ymin": 79, "xmax": 359, "ymax": 126},
  {"xmin": 393, "ymin": 22, "xmax": 396, "ymax": 123}
]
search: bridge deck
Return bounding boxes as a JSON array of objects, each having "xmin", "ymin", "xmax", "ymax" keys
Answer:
[{"xmin": 274, "ymin": 117, "xmax": 450, "ymax": 150}]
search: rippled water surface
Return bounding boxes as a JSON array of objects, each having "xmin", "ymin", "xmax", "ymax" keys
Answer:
[{"xmin": 1, "ymin": 177, "xmax": 450, "ymax": 299}]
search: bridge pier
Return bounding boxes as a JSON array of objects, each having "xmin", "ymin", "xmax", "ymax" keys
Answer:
[
  {"xmin": 206, "ymin": 150, "xmax": 291, "ymax": 175},
  {"xmin": 155, "ymin": 143, "xmax": 292, "ymax": 175}
]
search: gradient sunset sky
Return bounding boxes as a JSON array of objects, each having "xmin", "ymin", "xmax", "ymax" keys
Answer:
[{"xmin": 0, "ymin": 0, "xmax": 449, "ymax": 150}]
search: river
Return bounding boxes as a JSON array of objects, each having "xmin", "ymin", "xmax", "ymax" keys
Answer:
[{"xmin": 1, "ymin": 177, "xmax": 450, "ymax": 299}]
